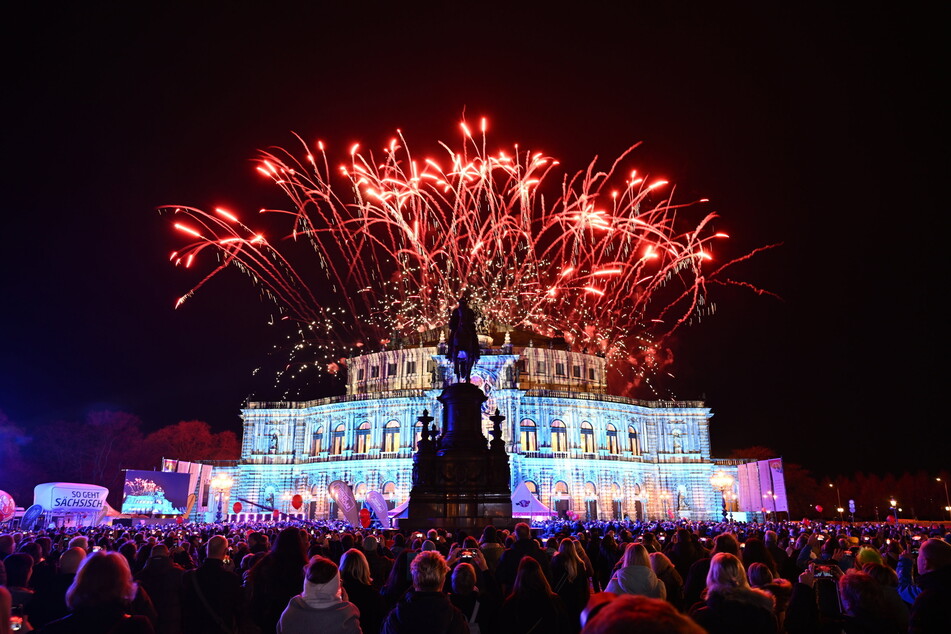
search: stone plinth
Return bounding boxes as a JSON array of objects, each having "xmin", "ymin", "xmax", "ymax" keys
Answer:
[{"xmin": 402, "ymin": 382, "xmax": 513, "ymax": 533}]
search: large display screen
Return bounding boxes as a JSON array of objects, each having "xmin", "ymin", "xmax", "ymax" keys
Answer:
[{"xmin": 121, "ymin": 470, "xmax": 191, "ymax": 516}]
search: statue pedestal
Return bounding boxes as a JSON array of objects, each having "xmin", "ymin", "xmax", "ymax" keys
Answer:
[{"xmin": 402, "ymin": 382, "xmax": 513, "ymax": 533}]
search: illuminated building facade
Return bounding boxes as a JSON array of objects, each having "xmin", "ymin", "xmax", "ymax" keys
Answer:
[{"xmin": 220, "ymin": 333, "xmax": 739, "ymax": 523}]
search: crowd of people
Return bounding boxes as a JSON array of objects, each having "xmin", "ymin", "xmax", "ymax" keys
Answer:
[{"xmin": 1, "ymin": 516, "xmax": 949, "ymax": 633}]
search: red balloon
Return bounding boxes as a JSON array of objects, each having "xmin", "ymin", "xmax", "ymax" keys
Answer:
[
  {"xmin": 359, "ymin": 508, "xmax": 372, "ymax": 528},
  {"xmin": 233, "ymin": 502, "xmax": 243, "ymax": 514},
  {"xmin": 815, "ymin": 505, "xmax": 823, "ymax": 513},
  {"xmin": 291, "ymin": 494, "xmax": 303, "ymax": 510},
  {"xmin": 273, "ymin": 509, "xmax": 280, "ymax": 519},
  {"xmin": 175, "ymin": 515, "xmax": 184, "ymax": 524}
]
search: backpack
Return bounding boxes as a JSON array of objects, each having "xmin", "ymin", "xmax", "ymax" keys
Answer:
[{"xmin": 467, "ymin": 600, "xmax": 481, "ymax": 634}]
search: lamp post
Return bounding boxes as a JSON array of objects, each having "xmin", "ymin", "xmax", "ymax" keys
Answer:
[
  {"xmin": 659, "ymin": 491, "xmax": 672, "ymax": 521},
  {"xmin": 763, "ymin": 491, "xmax": 778, "ymax": 520},
  {"xmin": 937, "ymin": 478, "xmax": 951, "ymax": 521},
  {"xmin": 710, "ymin": 471, "xmax": 734, "ymax": 522},
  {"xmin": 829, "ymin": 482, "xmax": 842, "ymax": 511},
  {"xmin": 210, "ymin": 474, "xmax": 233, "ymax": 523}
]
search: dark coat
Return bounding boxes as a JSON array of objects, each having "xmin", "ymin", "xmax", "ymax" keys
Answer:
[
  {"xmin": 689, "ymin": 586, "xmax": 778, "ymax": 634},
  {"xmin": 498, "ymin": 590, "xmax": 568, "ymax": 634},
  {"xmin": 135, "ymin": 556, "xmax": 185, "ymax": 634},
  {"xmin": 25, "ymin": 572, "xmax": 74, "ymax": 628},
  {"xmin": 381, "ymin": 589, "xmax": 469, "ymax": 634},
  {"xmin": 181, "ymin": 558, "xmax": 244, "ymax": 634},
  {"xmin": 342, "ymin": 576, "xmax": 386, "ymax": 634},
  {"xmin": 41, "ymin": 603, "xmax": 155, "ymax": 634},
  {"xmin": 909, "ymin": 565, "xmax": 951, "ymax": 634},
  {"xmin": 495, "ymin": 539, "xmax": 552, "ymax": 592}
]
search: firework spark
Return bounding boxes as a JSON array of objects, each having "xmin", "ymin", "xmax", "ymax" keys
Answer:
[{"xmin": 161, "ymin": 118, "xmax": 774, "ymax": 394}]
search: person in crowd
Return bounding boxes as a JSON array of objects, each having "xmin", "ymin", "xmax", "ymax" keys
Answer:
[
  {"xmin": 276, "ymin": 555, "xmax": 361, "ymax": 634},
  {"xmin": 742, "ymin": 538, "xmax": 778, "ymax": 579},
  {"xmin": 580, "ymin": 594, "xmax": 705, "ymax": 634},
  {"xmin": 605, "ymin": 543, "xmax": 666, "ymax": 599},
  {"xmin": 764, "ymin": 530, "xmax": 794, "ymax": 581},
  {"xmin": 134, "ymin": 544, "xmax": 185, "ymax": 634},
  {"xmin": 649, "ymin": 551, "xmax": 684, "ymax": 611},
  {"xmin": 380, "ymin": 540, "xmax": 415, "ymax": 613},
  {"xmin": 41, "ymin": 551, "xmax": 155, "ymax": 633},
  {"xmin": 3, "ymin": 553, "xmax": 35, "ymax": 622},
  {"xmin": 478, "ymin": 526, "xmax": 504, "ymax": 573},
  {"xmin": 381, "ymin": 550, "xmax": 468, "ymax": 634},
  {"xmin": 246, "ymin": 526, "xmax": 309, "ymax": 634},
  {"xmin": 181, "ymin": 535, "xmax": 243, "ymax": 634},
  {"xmin": 498, "ymin": 556, "xmax": 568, "ymax": 634},
  {"xmin": 596, "ymin": 533, "xmax": 623, "ymax": 590},
  {"xmin": 747, "ymin": 562, "xmax": 792, "ymax": 631},
  {"xmin": 28, "ymin": 547, "xmax": 84, "ymax": 629},
  {"xmin": 683, "ymin": 532, "xmax": 740, "ymax": 609},
  {"xmin": 688, "ymin": 552, "xmax": 777, "ymax": 634},
  {"xmin": 495, "ymin": 522, "xmax": 551, "ymax": 595},
  {"xmin": 838, "ymin": 571, "xmax": 902, "ymax": 634},
  {"xmin": 908, "ymin": 537, "xmax": 951, "ymax": 634},
  {"xmin": 361, "ymin": 535, "xmax": 393, "ymax": 591},
  {"xmin": 550, "ymin": 538, "xmax": 590, "ymax": 631},
  {"xmin": 339, "ymin": 547, "xmax": 386, "ymax": 634},
  {"xmin": 666, "ymin": 529, "xmax": 704, "ymax": 583},
  {"xmin": 861, "ymin": 563, "xmax": 909, "ymax": 632},
  {"xmin": 449, "ymin": 561, "xmax": 497, "ymax": 634},
  {"xmin": 641, "ymin": 532, "xmax": 662, "ymax": 554}
]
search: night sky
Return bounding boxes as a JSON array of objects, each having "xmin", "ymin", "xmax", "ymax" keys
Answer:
[{"xmin": 3, "ymin": 5, "xmax": 943, "ymax": 478}]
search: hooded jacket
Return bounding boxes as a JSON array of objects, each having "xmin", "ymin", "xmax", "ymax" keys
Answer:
[
  {"xmin": 381, "ymin": 589, "xmax": 468, "ymax": 634},
  {"xmin": 277, "ymin": 573, "xmax": 362, "ymax": 634},
  {"xmin": 604, "ymin": 565, "xmax": 667, "ymax": 599}
]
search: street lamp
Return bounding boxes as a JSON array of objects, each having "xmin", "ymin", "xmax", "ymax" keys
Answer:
[
  {"xmin": 837, "ymin": 507, "xmax": 845, "ymax": 522},
  {"xmin": 829, "ymin": 482, "xmax": 842, "ymax": 510},
  {"xmin": 710, "ymin": 471, "xmax": 734, "ymax": 521},
  {"xmin": 210, "ymin": 474, "xmax": 233, "ymax": 523},
  {"xmin": 763, "ymin": 491, "xmax": 778, "ymax": 520},
  {"xmin": 889, "ymin": 498, "xmax": 899, "ymax": 522},
  {"xmin": 937, "ymin": 478, "xmax": 951, "ymax": 521},
  {"xmin": 659, "ymin": 491, "xmax": 672, "ymax": 520}
]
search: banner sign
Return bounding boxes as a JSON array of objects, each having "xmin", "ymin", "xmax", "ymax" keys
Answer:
[
  {"xmin": 34, "ymin": 483, "xmax": 108, "ymax": 514},
  {"xmin": 328, "ymin": 480, "xmax": 360, "ymax": 526},
  {"xmin": 365, "ymin": 490, "xmax": 391, "ymax": 529}
]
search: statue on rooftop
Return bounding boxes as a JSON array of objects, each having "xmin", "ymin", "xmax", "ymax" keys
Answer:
[{"xmin": 447, "ymin": 294, "xmax": 480, "ymax": 382}]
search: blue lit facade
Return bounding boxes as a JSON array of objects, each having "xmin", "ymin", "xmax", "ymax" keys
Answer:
[{"xmin": 217, "ymin": 336, "xmax": 738, "ymax": 523}]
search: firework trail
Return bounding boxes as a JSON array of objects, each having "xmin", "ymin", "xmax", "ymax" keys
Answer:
[{"xmin": 162, "ymin": 118, "xmax": 774, "ymax": 394}]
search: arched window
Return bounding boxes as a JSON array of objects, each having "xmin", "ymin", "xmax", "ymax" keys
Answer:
[
  {"xmin": 383, "ymin": 481, "xmax": 398, "ymax": 510},
  {"xmin": 414, "ymin": 421, "xmax": 424, "ymax": 449},
  {"xmin": 520, "ymin": 419, "xmax": 537, "ymax": 452},
  {"xmin": 355, "ymin": 422, "xmax": 370, "ymax": 454},
  {"xmin": 580, "ymin": 421, "xmax": 595, "ymax": 453},
  {"xmin": 312, "ymin": 426, "xmax": 324, "ymax": 455},
  {"xmin": 584, "ymin": 482, "xmax": 598, "ymax": 520},
  {"xmin": 611, "ymin": 483, "xmax": 623, "ymax": 520},
  {"xmin": 383, "ymin": 420, "xmax": 400, "ymax": 453},
  {"xmin": 551, "ymin": 420, "xmax": 567, "ymax": 452},
  {"xmin": 354, "ymin": 483, "xmax": 367, "ymax": 503},
  {"xmin": 524, "ymin": 481, "xmax": 538, "ymax": 495},
  {"xmin": 331, "ymin": 424, "xmax": 345, "ymax": 455},
  {"xmin": 553, "ymin": 481, "xmax": 570, "ymax": 516},
  {"xmin": 629, "ymin": 426, "xmax": 640, "ymax": 456},
  {"xmin": 606, "ymin": 424, "xmax": 619, "ymax": 454}
]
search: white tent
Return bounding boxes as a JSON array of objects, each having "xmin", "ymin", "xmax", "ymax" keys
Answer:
[{"xmin": 511, "ymin": 481, "xmax": 556, "ymax": 518}]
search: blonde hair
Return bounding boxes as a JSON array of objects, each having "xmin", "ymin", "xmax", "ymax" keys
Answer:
[
  {"xmin": 411, "ymin": 550, "xmax": 449, "ymax": 592},
  {"xmin": 339, "ymin": 547, "xmax": 372, "ymax": 585},
  {"xmin": 706, "ymin": 552, "xmax": 749, "ymax": 592},
  {"xmin": 66, "ymin": 552, "xmax": 137, "ymax": 609},
  {"xmin": 557, "ymin": 538, "xmax": 583, "ymax": 581},
  {"xmin": 622, "ymin": 543, "xmax": 651, "ymax": 568}
]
